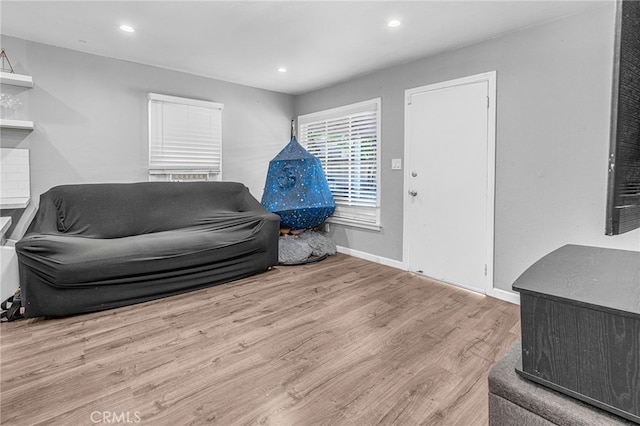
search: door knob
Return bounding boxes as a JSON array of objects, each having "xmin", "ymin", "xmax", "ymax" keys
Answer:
[{"xmin": 409, "ymin": 190, "xmax": 418, "ymax": 196}]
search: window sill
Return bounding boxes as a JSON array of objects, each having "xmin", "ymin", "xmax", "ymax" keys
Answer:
[{"xmin": 326, "ymin": 217, "xmax": 381, "ymax": 232}]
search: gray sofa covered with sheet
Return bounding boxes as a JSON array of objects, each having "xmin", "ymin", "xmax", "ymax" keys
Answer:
[{"xmin": 16, "ymin": 181, "xmax": 280, "ymax": 318}]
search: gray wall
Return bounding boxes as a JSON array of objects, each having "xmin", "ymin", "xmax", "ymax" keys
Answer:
[
  {"xmin": 0, "ymin": 36, "xmax": 294, "ymax": 238},
  {"xmin": 3, "ymin": 5, "xmax": 639, "ymax": 297},
  {"xmin": 295, "ymin": 4, "xmax": 640, "ymax": 293}
]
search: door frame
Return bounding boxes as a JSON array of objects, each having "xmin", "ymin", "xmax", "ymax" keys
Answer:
[{"xmin": 402, "ymin": 71, "xmax": 497, "ymax": 295}]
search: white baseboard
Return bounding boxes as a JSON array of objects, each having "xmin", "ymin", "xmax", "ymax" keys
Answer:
[
  {"xmin": 336, "ymin": 245, "xmax": 520, "ymax": 306},
  {"xmin": 486, "ymin": 287, "xmax": 520, "ymax": 305},
  {"xmin": 336, "ymin": 246, "xmax": 405, "ymax": 270}
]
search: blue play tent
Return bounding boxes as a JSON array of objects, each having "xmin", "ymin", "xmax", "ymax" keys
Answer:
[{"xmin": 261, "ymin": 137, "xmax": 335, "ymax": 229}]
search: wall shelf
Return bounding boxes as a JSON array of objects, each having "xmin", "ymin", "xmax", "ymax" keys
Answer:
[
  {"xmin": 0, "ymin": 72, "xmax": 33, "ymax": 88},
  {"xmin": 0, "ymin": 72, "xmax": 34, "ymax": 128},
  {"xmin": 0, "ymin": 119, "xmax": 34, "ymax": 130},
  {"xmin": 0, "ymin": 198, "xmax": 30, "ymax": 209},
  {"xmin": 0, "ymin": 217, "xmax": 11, "ymax": 236}
]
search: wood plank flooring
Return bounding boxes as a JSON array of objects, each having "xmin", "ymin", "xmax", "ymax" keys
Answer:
[{"xmin": 0, "ymin": 254, "xmax": 520, "ymax": 426}]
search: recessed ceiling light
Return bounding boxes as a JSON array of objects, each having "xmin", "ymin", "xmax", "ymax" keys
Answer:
[
  {"xmin": 387, "ymin": 19, "xmax": 401, "ymax": 28},
  {"xmin": 119, "ymin": 25, "xmax": 135, "ymax": 33},
  {"xmin": 278, "ymin": 67, "xmax": 287, "ymax": 73}
]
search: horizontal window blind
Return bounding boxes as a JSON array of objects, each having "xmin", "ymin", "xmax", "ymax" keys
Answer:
[
  {"xmin": 148, "ymin": 93, "xmax": 223, "ymax": 173},
  {"xmin": 299, "ymin": 98, "xmax": 381, "ymax": 227}
]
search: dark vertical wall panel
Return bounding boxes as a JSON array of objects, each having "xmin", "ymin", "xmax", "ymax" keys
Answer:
[{"xmin": 607, "ymin": 0, "xmax": 640, "ymax": 235}]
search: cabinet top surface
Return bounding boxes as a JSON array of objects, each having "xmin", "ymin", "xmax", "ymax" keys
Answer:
[{"xmin": 513, "ymin": 244, "xmax": 640, "ymax": 315}]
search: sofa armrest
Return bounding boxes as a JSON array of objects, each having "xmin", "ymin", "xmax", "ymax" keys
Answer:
[
  {"xmin": 237, "ymin": 186, "xmax": 281, "ymax": 225},
  {"xmin": 238, "ymin": 186, "xmax": 268, "ymax": 212},
  {"xmin": 23, "ymin": 194, "xmax": 64, "ymax": 236}
]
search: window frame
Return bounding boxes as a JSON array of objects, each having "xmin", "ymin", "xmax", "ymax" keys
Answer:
[
  {"xmin": 298, "ymin": 98, "xmax": 382, "ymax": 231},
  {"xmin": 147, "ymin": 93, "xmax": 224, "ymax": 181}
]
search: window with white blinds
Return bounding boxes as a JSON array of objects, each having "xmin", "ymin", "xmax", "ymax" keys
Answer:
[
  {"xmin": 298, "ymin": 98, "xmax": 381, "ymax": 229},
  {"xmin": 148, "ymin": 93, "xmax": 223, "ymax": 178}
]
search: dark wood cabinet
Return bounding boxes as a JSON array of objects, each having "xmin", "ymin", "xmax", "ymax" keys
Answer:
[{"xmin": 513, "ymin": 245, "xmax": 640, "ymax": 423}]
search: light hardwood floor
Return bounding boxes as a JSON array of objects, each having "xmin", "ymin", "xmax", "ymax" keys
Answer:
[{"xmin": 1, "ymin": 253, "xmax": 520, "ymax": 426}]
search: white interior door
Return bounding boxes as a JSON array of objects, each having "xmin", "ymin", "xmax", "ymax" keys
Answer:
[{"xmin": 404, "ymin": 72, "xmax": 496, "ymax": 293}]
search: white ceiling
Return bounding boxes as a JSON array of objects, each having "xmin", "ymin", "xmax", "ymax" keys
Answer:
[{"xmin": 1, "ymin": 1, "xmax": 609, "ymax": 95}]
